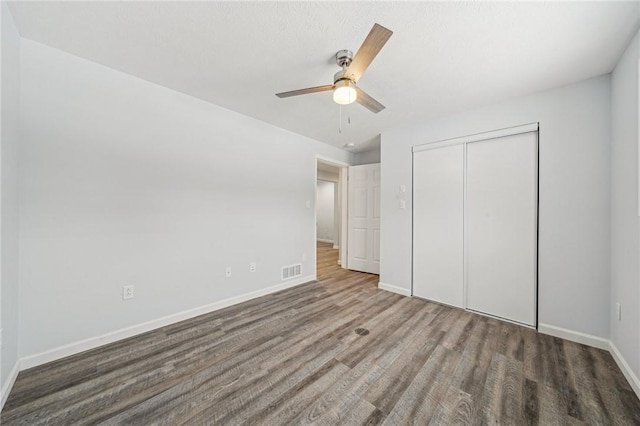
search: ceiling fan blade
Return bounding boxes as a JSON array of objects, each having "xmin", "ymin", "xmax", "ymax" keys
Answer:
[
  {"xmin": 276, "ymin": 85, "xmax": 334, "ymax": 98},
  {"xmin": 344, "ymin": 23, "xmax": 393, "ymax": 83},
  {"xmin": 355, "ymin": 87, "xmax": 385, "ymax": 113}
]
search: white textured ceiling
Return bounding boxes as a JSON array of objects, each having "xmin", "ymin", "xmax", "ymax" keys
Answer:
[{"xmin": 7, "ymin": 1, "xmax": 640, "ymax": 152}]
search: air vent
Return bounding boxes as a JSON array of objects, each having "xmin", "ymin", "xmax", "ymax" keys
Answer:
[{"xmin": 281, "ymin": 263, "xmax": 302, "ymax": 281}]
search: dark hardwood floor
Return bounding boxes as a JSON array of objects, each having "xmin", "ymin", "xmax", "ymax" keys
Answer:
[{"xmin": 2, "ymin": 242, "xmax": 639, "ymax": 425}]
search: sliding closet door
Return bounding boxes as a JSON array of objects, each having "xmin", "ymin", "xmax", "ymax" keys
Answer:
[
  {"xmin": 466, "ymin": 132, "xmax": 537, "ymax": 325},
  {"xmin": 413, "ymin": 144, "xmax": 464, "ymax": 307}
]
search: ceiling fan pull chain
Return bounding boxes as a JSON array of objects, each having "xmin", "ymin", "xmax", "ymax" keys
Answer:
[{"xmin": 339, "ymin": 105, "xmax": 342, "ymax": 134}]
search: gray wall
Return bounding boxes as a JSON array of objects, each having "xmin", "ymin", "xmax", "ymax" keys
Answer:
[
  {"xmin": 17, "ymin": 39, "xmax": 352, "ymax": 358},
  {"xmin": 381, "ymin": 75, "xmax": 612, "ymax": 338},
  {"xmin": 610, "ymin": 29, "xmax": 639, "ymax": 381},
  {"xmin": 353, "ymin": 147, "xmax": 381, "ymax": 165},
  {"xmin": 1, "ymin": 2, "xmax": 21, "ymax": 400}
]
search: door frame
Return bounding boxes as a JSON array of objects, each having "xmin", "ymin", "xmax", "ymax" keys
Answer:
[
  {"xmin": 315, "ymin": 155, "xmax": 350, "ymax": 269},
  {"xmin": 411, "ymin": 122, "xmax": 539, "ymax": 328}
]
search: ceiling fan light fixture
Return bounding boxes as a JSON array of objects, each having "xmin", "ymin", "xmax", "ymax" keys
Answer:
[{"xmin": 333, "ymin": 80, "xmax": 357, "ymax": 105}]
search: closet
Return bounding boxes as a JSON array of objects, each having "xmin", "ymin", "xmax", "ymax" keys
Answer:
[{"xmin": 412, "ymin": 123, "xmax": 538, "ymax": 326}]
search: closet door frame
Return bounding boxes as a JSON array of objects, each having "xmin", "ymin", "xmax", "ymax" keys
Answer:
[{"xmin": 412, "ymin": 122, "xmax": 539, "ymax": 328}]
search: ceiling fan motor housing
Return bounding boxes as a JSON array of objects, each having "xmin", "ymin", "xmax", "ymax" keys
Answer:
[{"xmin": 333, "ymin": 70, "xmax": 355, "ymax": 86}]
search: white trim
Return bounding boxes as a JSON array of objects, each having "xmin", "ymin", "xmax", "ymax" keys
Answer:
[
  {"xmin": 315, "ymin": 155, "xmax": 350, "ymax": 168},
  {"xmin": 316, "ymin": 238, "xmax": 334, "ymax": 244},
  {"xmin": 412, "ymin": 122, "xmax": 539, "ymax": 153},
  {"xmin": 378, "ymin": 282, "xmax": 411, "ymax": 297},
  {"xmin": 332, "ymin": 244, "xmax": 339, "ymax": 249},
  {"xmin": 637, "ymin": 57, "xmax": 640, "ymax": 217},
  {"xmin": 462, "ymin": 142, "xmax": 468, "ymax": 309},
  {"xmin": 20, "ymin": 275, "xmax": 315, "ymax": 370},
  {"xmin": 1, "ymin": 359, "xmax": 20, "ymax": 411},
  {"xmin": 340, "ymin": 167, "xmax": 348, "ymax": 268},
  {"xmin": 533, "ymin": 132, "xmax": 539, "ymax": 326},
  {"xmin": 538, "ymin": 323, "xmax": 609, "ymax": 350},
  {"xmin": 609, "ymin": 340, "xmax": 640, "ymax": 399}
]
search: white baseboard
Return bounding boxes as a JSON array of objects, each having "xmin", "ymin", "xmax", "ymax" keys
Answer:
[
  {"xmin": 20, "ymin": 275, "xmax": 315, "ymax": 370},
  {"xmin": 1, "ymin": 359, "xmax": 20, "ymax": 411},
  {"xmin": 378, "ymin": 282, "xmax": 411, "ymax": 297},
  {"xmin": 317, "ymin": 238, "xmax": 334, "ymax": 244},
  {"xmin": 332, "ymin": 244, "xmax": 339, "ymax": 249},
  {"xmin": 538, "ymin": 323, "xmax": 609, "ymax": 350},
  {"xmin": 609, "ymin": 341, "xmax": 640, "ymax": 400}
]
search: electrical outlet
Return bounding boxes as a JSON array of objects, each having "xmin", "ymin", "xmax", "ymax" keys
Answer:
[
  {"xmin": 249, "ymin": 262, "xmax": 256, "ymax": 272},
  {"xmin": 616, "ymin": 303, "xmax": 621, "ymax": 321},
  {"xmin": 225, "ymin": 267, "xmax": 232, "ymax": 278},
  {"xmin": 122, "ymin": 285, "xmax": 134, "ymax": 300}
]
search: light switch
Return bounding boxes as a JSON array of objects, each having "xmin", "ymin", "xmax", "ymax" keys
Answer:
[
  {"xmin": 399, "ymin": 200, "xmax": 406, "ymax": 209},
  {"xmin": 400, "ymin": 185, "xmax": 406, "ymax": 193},
  {"xmin": 305, "ymin": 200, "xmax": 311, "ymax": 209}
]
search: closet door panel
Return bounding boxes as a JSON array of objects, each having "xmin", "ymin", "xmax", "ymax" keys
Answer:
[
  {"xmin": 413, "ymin": 144, "xmax": 464, "ymax": 307},
  {"xmin": 466, "ymin": 132, "xmax": 537, "ymax": 325}
]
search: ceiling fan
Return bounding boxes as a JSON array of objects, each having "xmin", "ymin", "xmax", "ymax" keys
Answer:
[{"xmin": 275, "ymin": 23, "xmax": 393, "ymax": 114}]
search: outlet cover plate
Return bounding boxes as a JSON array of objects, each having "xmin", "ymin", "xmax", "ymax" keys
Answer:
[{"xmin": 122, "ymin": 285, "xmax": 134, "ymax": 300}]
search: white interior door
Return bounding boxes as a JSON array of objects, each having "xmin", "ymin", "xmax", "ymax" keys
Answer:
[
  {"xmin": 413, "ymin": 145, "xmax": 464, "ymax": 307},
  {"xmin": 466, "ymin": 132, "xmax": 538, "ymax": 325},
  {"xmin": 347, "ymin": 164, "xmax": 380, "ymax": 274}
]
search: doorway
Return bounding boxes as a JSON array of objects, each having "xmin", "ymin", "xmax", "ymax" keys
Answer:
[{"xmin": 316, "ymin": 158, "xmax": 348, "ymax": 275}]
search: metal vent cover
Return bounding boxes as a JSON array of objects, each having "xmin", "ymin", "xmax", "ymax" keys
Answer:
[{"xmin": 281, "ymin": 263, "xmax": 302, "ymax": 280}]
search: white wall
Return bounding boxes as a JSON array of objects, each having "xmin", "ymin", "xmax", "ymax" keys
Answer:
[
  {"xmin": 610, "ymin": 29, "xmax": 639, "ymax": 382},
  {"xmin": 1, "ymin": 2, "xmax": 21, "ymax": 403},
  {"xmin": 316, "ymin": 180, "xmax": 335, "ymax": 242},
  {"xmin": 381, "ymin": 75, "xmax": 611, "ymax": 339},
  {"xmin": 18, "ymin": 39, "xmax": 352, "ymax": 359}
]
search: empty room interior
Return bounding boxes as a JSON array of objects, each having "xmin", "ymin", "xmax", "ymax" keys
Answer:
[{"xmin": 1, "ymin": 1, "xmax": 640, "ymax": 424}]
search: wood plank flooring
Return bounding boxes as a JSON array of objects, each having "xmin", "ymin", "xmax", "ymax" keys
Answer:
[{"xmin": 2, "ymin": 242, "xmax": 639, "ymax": 425}]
